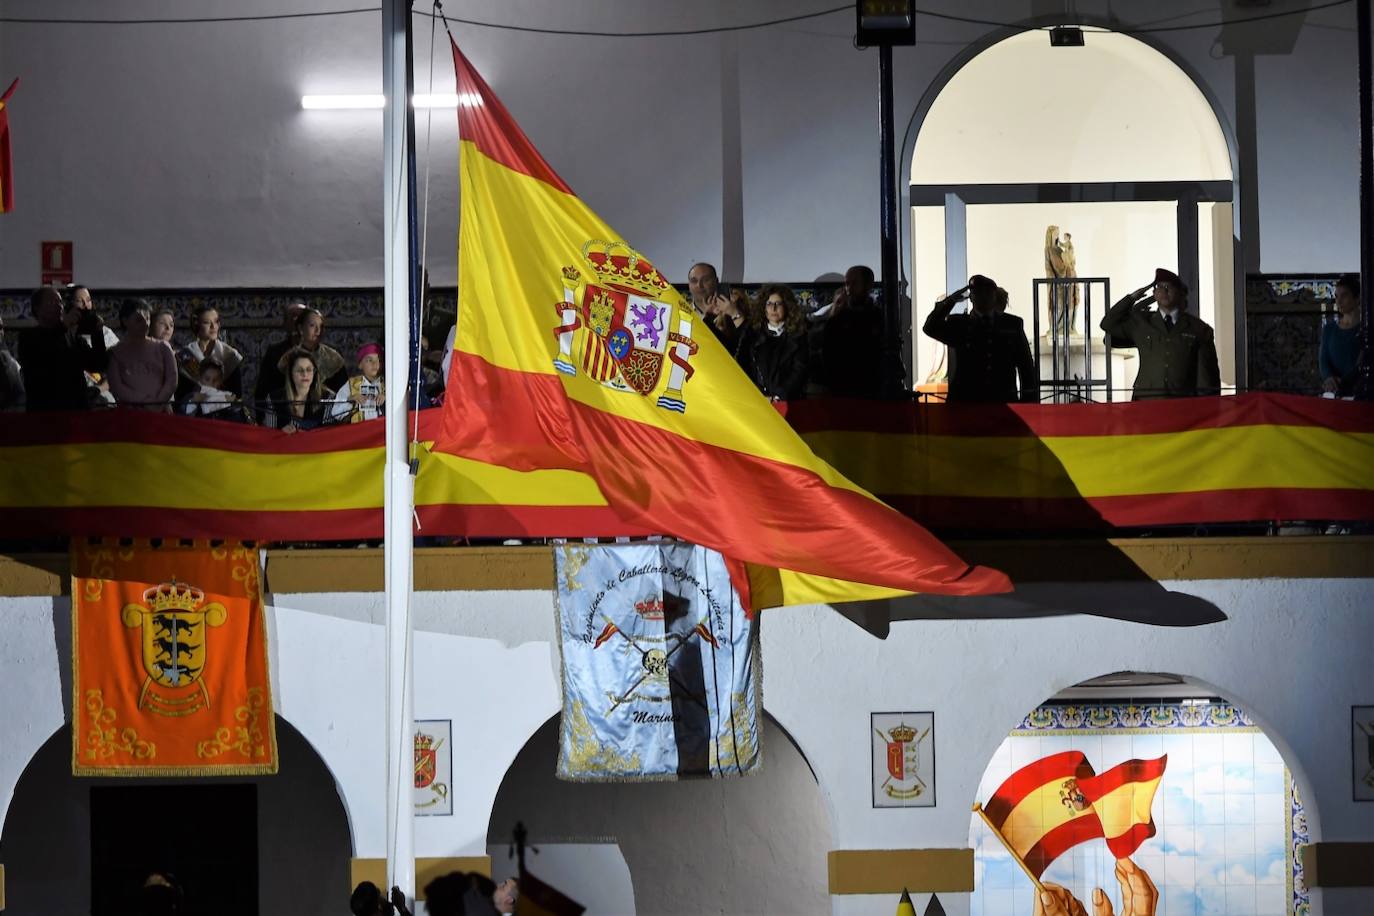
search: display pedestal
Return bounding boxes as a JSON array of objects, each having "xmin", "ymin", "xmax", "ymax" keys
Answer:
[{"xmin": 1036, "ymin": 337, "xmax": 1135, "ymax": 403}]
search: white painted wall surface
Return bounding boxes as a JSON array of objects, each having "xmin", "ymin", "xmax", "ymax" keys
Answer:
[
  {"xmin": 2, "ymin": 572, "xmax": 1371, "ymax": 914},
  {"xmin": 0, "ymin": 0, "xmax": 1360, "ymax": 289}
]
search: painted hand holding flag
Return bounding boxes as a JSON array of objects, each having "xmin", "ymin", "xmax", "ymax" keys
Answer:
[
  {"xmin": 975, "ymin": 751, "xmax": 1166, "ymax": 884},
  {"xmin": 437, "ymin": 39, "xmax": 1010, "ymax": 609}
]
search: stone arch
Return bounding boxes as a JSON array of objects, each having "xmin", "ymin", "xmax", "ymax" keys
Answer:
[
  {"xmin": 964, "ymin": 672, "xmax": 1315, "ymax": 916},
  {"xmin": 0, "ymin": 714, "xmax": 352, "ymax": 916},
  {"xmin": 484, "ymin": 708, "xmax": 832, "ymax": 915},
  {"xmin": 900, "ymin": 18, "xmax": 1242, "ymax": 392}
]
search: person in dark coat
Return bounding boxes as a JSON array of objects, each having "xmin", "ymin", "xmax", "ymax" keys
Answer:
[
  {"xmin": 922, "ymin": 274, "xmax": 1037, "ymax": 403},
  {"xmin": 736, "ymin": 284, "xmax": 809, "ymax": 401},
  {"xmin": 1100, "ymin": 267, "xmax": 1220, "ymax": 400},
  {"xmin": 818, "ymin": 265, "xmax": 886, "ymax": 398},
  {"xmin": 18, "ymin": 285, "xmax": 108, "ymax": 411}
]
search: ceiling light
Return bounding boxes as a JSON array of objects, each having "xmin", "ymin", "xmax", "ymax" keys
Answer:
[{"xmin": 300, "ymin": 94, "xmax": 481, "ymax": 110}]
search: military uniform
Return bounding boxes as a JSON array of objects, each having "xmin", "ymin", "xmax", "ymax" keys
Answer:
[
  {"xmin": 922, "ymin": 301, "xmax": 1038, "ymax": 403},
  {"xmin": 1101, "ymin": 294, "xmax": 1221, "ymax": 400}
]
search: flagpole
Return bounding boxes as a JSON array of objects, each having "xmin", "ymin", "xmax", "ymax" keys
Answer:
[
  {"xmin": 382, "ymin": 0, "xmax": 417, "ymax": 899},
  {"xmin": 971, "ymin": 803, "xmax": 1046, "ymax": 894}
]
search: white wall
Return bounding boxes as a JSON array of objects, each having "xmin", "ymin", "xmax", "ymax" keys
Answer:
[
  {"xmin": 2, "ymin": 568, "xmax": 1372, "ymax": 914},
  {"xmin": 0, "ymin": 0, "xmax": 1361, "ymax": 290},
  {"xmin": 911, "ymin": 29, "xmax": 1232, "ymax": 185}
]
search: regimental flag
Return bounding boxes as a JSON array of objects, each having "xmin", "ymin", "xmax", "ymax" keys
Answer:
[
  {"xmin": 71, "ymin": 540, "xmax": 278, "ymax": 776},
  {"xmin": 555, "ymin": 542, "xmax": 759, "ymax": 781},
  {"xmin": 516, "ymin": 866, "xmax": 585, "ymax": 916},
  {"xmin": 979, "ymin": 751, "xmax": 1166, "ymax": 879},
  {"xmin": 437, "ymin": 39, "xmax": 1010, "ymax": 610},
  {"xmin": 0, "ymin": 79, "xmax": 18, "ymax": 213}
]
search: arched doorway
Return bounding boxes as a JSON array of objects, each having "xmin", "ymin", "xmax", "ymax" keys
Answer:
[
  {"xmin": 966, "ymin": 674, "xmax": 1310, "ymax": 916},
  {"xmin": 0, "ymin": 715, "xmax": 352, "ymax": 916},
  {"xmin": 907, "ymin": 27, "xmax": 1238, "ymax": 399},
  {"xmin": 485, "ymin": 711, "xmax": 830, "ymax": 916}
]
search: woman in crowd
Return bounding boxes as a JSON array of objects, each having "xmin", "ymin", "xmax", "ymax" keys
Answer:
[
  {"xmin": 736, "ymin": 284, "xmax": 809, "ymax": 402},
  {"xmin": 106, "ymin": 298, "xmax": 178, "ymax": 410},
  {"xmin": 263, "ymin": 346, "xmax": 336, "ymax": 432},
  {"xmin": 176, "ymin": 305, "xmax": 243, "ymax": 397},
  {"xmin": 150, "ymin": 307, "xmax": 177, "ymax": 348},
  {"xmin": 277, "ymin": 307, "xmax": 348, "ymax": 393},
  {"xmin": 1320, "ymin": 274, "xmax": 1364, "ymax": 397}
]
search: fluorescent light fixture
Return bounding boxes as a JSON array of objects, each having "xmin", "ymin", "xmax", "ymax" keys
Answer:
[
  {"xmin": 302, "ymin": 94, "xmax": 384, "ymax": 110},
  {"xmin": 301, "ymin": 93, "xmax": 482, "ymax": 110}
]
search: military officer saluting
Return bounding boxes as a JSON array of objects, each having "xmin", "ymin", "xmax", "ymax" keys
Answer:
[
  {"xmin": 1101, "ymin": 267, "xmax": 1221, "ymax": 400},
  {"xmin": 923, "ymin": 274, "xmax": 1038, "ymax": 403}
]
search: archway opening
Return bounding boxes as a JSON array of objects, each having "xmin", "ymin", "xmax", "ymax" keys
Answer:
[
  {"xmin": 0, "ymin": 715, "xmax": 352, "ymax": 916},
  {"xmin": 910, "ymin": 28, "xmax": 1237, "ymax": 399},
  {"xmin": 485, "ymin": 711, "xmax": 830, "ymax": 916},
  {"xmin": 967, "ymin": 672, "xmax": 1309, "ymax": 916}
]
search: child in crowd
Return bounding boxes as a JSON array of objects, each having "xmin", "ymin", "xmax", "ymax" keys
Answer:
[
  {"xmin": 342, "ymin": 342, "xmax": 386, "ymax": 422},
  {"xmin": 181, "ymin": 359, "xmax": 237, "ymax": 418}
]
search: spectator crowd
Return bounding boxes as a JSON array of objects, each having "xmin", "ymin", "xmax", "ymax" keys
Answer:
[{"xmin": 0, "ymin": 267, "xmax": 1366, "ymax": 420}]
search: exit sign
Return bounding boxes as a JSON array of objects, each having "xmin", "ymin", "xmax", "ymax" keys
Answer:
[{"xmin": 41, "ymin": 240, "xmax": 73, "ymax": 286}]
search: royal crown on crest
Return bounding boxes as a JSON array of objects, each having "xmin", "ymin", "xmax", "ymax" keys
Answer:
[
  {"xmin": 142, "ymin": 581, "xmax": 206, "ymax": 613},
  {"xmin": 888, "ymin": 723, "xmax": 917, "ymax": 743},
  {"xmin": 633, "ymin": 597, "xmax": 665, "ymax": 620},
  {"xmin": 582, "ymin": 240, "xmax": 670, "ymax": 298},
  {"xmin": 415, "ymin": 732, "xmax": 434, "ymax": 751}
]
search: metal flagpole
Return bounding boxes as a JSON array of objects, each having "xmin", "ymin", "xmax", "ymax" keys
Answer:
[{"xmin": 382, "ymin": 0, "xmax": 417, "ymax": 898}]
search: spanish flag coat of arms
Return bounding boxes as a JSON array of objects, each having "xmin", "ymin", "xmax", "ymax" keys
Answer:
[{"xmin": 437, "ymin": 40, "xmax": 1010, "ymax": 609}]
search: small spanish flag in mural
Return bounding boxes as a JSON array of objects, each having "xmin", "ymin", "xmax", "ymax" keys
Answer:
[
  {"xmin": 71, "ymin": 540, "xmax": 278, "ymax": 776},
  {"xmin": 977, "ymin": 751, "xmax": 1165, "ymax": 879}
]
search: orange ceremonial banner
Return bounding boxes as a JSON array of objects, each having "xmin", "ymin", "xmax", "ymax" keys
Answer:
[
  {"xmin": 435, "ymin": 39, "xmax": 1009, "ymax": 606},
  {"xmin": 71, "ymin": 540, "xmax": 278, "ymax": 776}
]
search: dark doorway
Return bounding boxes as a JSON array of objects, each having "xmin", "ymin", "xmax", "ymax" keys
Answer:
[{"xmin": 90, "ymin": 784, "xmax": 258, "ymax": 916}]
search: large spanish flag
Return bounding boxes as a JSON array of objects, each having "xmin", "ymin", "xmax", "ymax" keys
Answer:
[
  {"xmin": 979, "ymin": 751, "xmax": 1166, "ymax": 879},
  {"xmin": 0, "ymin": 78, "xmax": 18, "ymax": 213},
  {"xmin": 436, "ymin": 40, "xmax": 1009, "ymax": 607}
]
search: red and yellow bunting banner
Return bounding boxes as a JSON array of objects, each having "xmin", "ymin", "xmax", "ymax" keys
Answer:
[
  {"xmin": 786, "ymin": 392, "xmax": 1374, "ymax": 529},
  {"xmin": 71, "ymin": 540, "xmax": 278, "ymax": 776},
  {"xmin": 1, "ymin": 392, "xmax": 1371, "ymax": 551}
]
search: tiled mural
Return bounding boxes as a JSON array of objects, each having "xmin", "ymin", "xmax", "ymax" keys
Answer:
[{"xmin": 971, "ymin": 702, "xmax": 1307, "ymax": 916}]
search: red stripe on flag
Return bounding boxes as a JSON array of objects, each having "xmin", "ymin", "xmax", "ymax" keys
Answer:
[
  {"xmin": 1078, "ymin": 755, "xmax": 1168, "ymax": 803},
  {"xmin": 451, "ymin": 42, "xmax": 573, "ymax": 195},
  {"xmin": 1104, "ymin": 821, "xmax": 1158, "ymax": 860},
  {"xmin": 983, "ymin": 751, "xmax": 1095, "ymax": 825},
  {"xmin": 440, "ymin": 352, "xmax": 1008, "ymax": 596},
  {"xmin": 879, "ymin": 489, "xmax": 1374, "ymax": 529},
  {"xmin": 1022, "ymin": 815, "xmax": 1107, "ymax": 880},
  {"xmin": 0, "ymin": 78, "xmax": 16, "ymax": 213},
  {"xmin": 784, "ymin": 392, "xmax": 1374, "ymax": 437}
]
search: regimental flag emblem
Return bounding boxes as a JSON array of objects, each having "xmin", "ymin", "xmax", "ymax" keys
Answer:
[
  {"xmin": 976, "ymin": 751, "xmax": 1167, "ymax": 880},
  {"xmin": 71, "ymin": 540, "xmax": 277, "ymax": 776},
  {"xmin": 879, "ymin": 721, "xmax": 930, "ymax": 801},
  {"xmin": 555, "ymin": 542, "xmax": 760, "ymax": 781},
  {"xmin": 413, "ymin": 719, "xmax": 453, "ymax": 814},
  {"xmin": 121, "ymin": 581, "xmax": 227, "ymax": 716},
  {"xmin": 414, "ymin": 731, "xmax": 439, "ymax": 789},
  {"xmin": 553, "ymin": 241, "xmax": 697, "ymax": 412}
]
